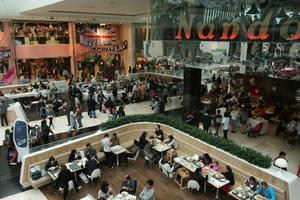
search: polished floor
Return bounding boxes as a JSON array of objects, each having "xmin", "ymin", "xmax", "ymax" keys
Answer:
[{"xmin": 40, "ymin": 157, "xmax": 232, "ymax": 200}]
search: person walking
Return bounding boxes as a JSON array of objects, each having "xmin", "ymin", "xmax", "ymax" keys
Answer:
[
  {"xmin": 46, "ymin": 104, "xmax": 55, "ymax": 127},
  {"xmin": 41, "ymin": 119, "xmax": 54, "ymax": 144},
  {"xmin": 68, "ymin": 108, "xmax": 78, "ymax": 134},
  {"xmin": 221, "ymin": 112, "xmax": 231, "ymax": 140},
  {"xmin": 75, "ymin": 104, "xmax": 83, "ymax": 128},
  {"xmin": 87, "ymin": 96, "xmax": 97, "ymax": 118},
  {"xmin": 0, "ymin": 101, "xmax": 8, "ymax": 126}
]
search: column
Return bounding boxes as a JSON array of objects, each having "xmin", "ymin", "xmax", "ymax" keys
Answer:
[{"xmin": 183, "ymin": 67, "xmax": 202, "ymax": 120}]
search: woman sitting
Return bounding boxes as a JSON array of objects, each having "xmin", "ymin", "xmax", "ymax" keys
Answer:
[
  {"xmin": 55, "ymin": 164, "xmax": 80, "ymax": 200},
  {"xmin": 45, "ymin": 156, "xmax": 59, "ymax": 171},
  {"xmin": 163, "ymin": 135, "xmax": 177, "ymax": 149},
  {"xmin": 244, "ymin": 176, "xmax": 260, "ymax": 191},
  {"xmin": 68, "ymin": 149, "xmax": 81, "ymax": 162},
  {"xmin": 220, "ymin": 165, "xmax": 235, "ymax": 193},
  {"xmin": 138, "ymin": 132, "xmax": 148, "ymax": 150},
  {"xmin": 202, "ymin": 153, "xmax": 213, "ymax": 166},
  {"xmin": 98, "ymin": 181, "xmax": 112, "ymax": 200}
]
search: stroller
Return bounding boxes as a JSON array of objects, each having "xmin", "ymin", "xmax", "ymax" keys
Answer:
[{"xmin": 29, "ymin": 125, "xmax": 41, "ymax": 147}]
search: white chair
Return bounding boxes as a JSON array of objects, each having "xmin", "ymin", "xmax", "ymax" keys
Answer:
[
  {"xmin": 187, "ymin": 180, "xmax": 200, "ymax": 191},
  {"xmin": 128, "ymin": 150, "xmax": 140, "ymax": 162},
  {"xmin": 87, "ymin": 168, "xmax": 101, "ymax": 183},
  {"xmin": 158, "ymin": 158, "xmax": 163, "ymax": 169},
  {"xmin": 161, "ymin": 163, "xmax": 175, "ymax": 178}
]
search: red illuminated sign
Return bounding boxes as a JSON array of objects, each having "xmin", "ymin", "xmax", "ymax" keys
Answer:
[{"xmin": 175, "ymin": 10, "xmax": 300, "ymax": 41}]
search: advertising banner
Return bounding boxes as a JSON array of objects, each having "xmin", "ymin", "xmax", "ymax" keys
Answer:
[{"xmin": 13, "ymin": 119, "xmax": 29, "ymax": 162}]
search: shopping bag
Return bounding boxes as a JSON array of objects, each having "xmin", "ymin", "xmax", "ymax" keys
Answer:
[{"xmin": 79, "ymin": 172, "xmax": 89, "ymax": 184}]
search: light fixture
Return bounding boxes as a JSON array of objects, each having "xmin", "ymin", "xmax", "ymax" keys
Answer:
[
  {"xmin": 276, "ymin": 7, "xmax": 288, "ymax": 19},
  {"xmin": 246, "ymin": 4, "xmax": 259, "ymax": 15}
]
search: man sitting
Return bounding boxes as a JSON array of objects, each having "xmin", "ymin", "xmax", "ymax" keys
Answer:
[
  {"xmin": 122, "ymin": 140, "xmax": 140, "ymax": 166},
  {"xmin": 84, "ymin": 154, "xmax": 97, "ymax": 176},
  {"xmin": 257, "ymin": 181, "xmax": 276, "ymax": 200},
  {"xmin": 120, "ymin": 175, "xmax": 136, "ymax": 195},
  {"xmin": 84, "ymin": 143, "xmax": 98, "ymax": 160},
  {"xmin": 139, "ymin": 179, "xmax": 155, "ymax": 200}
]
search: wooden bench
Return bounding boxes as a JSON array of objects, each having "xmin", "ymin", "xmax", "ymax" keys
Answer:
[{"xmin": 29, "ymin": 133, "xmax": 136, "ymax": 188}]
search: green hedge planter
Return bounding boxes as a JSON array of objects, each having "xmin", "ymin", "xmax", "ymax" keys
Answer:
[{"xmin": 100, "ymin": 114, "xmax": 272, "ymax": 168}]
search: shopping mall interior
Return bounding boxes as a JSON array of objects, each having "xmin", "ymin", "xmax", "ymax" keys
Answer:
[{"xmin": 0, "ymin": 0, "xmax": 300, "ymax": 200}]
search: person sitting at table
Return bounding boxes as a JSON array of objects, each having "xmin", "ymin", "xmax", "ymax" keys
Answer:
[
  {"xmin": 191, "ymin": 167, "xmax": 208, "ymax": 188},
  {"xmin": 120, "ymin": 175, "xmax": 136, "ymax": 195},
  {"xmin": 163, "ymin": 135, "xmax": 177, "ymax": 149},
  {"xmin": 154, "ymin": 124, "xmax": 164, "ymax": 141},
  {"xmin": 244, "ymin": 176, "xmax": 260, "ymax": 191},
  {"xmin": 45, "ymin": 156, "xmax": 59, "ymax": 171},
  {"xmin": 257, "ymin": 182, "xmax": 276, "ymax": 200},
  {"xmin": 220, "ymin": 165, "xmax": 235, "ymax": 193},
  {"xmin": 55, "ymin": 164, "xmax": 80, "ymax": 200},
  {"xmin": 208, "ymin": 160, "xmax": 220, "ymax": 172},
  {"xmin": 247, "ymin": 122, "xmax": 263, "ymax": 138},
  {"xmin": 111, "ymin": 133, "xmax": 120, "ymax": 146},
  {"xmin": 202, "ymin": 153, "xmax": 212, "ymax": 166},
  {"xmin": 85, "ymin": 143, "xmax": 98, "ymax": 160},
  {"xmin": 98, "ymin": 180, "xmax": 112, "ymax": 200},
  {"xmin": 122, "ymin": 140, "xmax": 140, "ymax": 166},
  {"xmin": 139, "ymin": 179, "xmax": 155, "ymax": 200},
  {"xmin": 85, "ymin": 154, "xmax": 97, "ymax": 176},
  {"xmin": 68, "ymin": 149, "xmax": 81, "ymax": 163},
  {"xmin": 139, "ymin": 131, "xmax": 148, "ymax": 149}
]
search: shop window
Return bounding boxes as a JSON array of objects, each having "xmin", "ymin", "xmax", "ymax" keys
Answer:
[{"xmin": 12, "ymin": 21, "xmax": 69, "ymax": 45}]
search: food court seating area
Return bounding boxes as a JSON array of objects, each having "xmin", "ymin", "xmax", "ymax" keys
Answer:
[{"xmin": 21, "ymin": 123, "xmax": 290, "ymax": 199}]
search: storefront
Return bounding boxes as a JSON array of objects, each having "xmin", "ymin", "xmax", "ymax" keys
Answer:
[
  {"xmin": 0, "ymin": 20, "xmax": 134, "ymax": 86},
  {"xmin": 149, "ymin": 0, "xmax": 300, "ymax": 113}
]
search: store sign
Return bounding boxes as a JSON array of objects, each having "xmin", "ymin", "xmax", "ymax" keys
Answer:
[
  {"xmin": 175, "ymin": 11, "xmax": 300, "ymax": 41},
  {"xmin": 93, "ymin": 40, "xmax": 128, "ymax": 54},
  {"xmin": 0, "ymin": 49, "xmax": 11, "ymax": 58}
]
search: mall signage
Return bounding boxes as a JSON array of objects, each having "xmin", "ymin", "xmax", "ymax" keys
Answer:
[
  {"xmin": 0, "ymin": 49, "xmax": 11, "ymax": 58},
  {"xmin": 175, "ymin": 11, "xmax": 300, "ymax": 41},
  {"xmin": 92, "ymin": 40, "xmax": 128, "ymax": 54}
]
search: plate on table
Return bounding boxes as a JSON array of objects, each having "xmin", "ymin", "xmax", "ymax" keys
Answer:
[
  {"xmin": 121, "ymin": 191, "xmax": 128, "ymax": 197},
  {"xmin": 214, "ymin": 174, "xmax": 224, "ymax": 179},
  {"xmin": 255, "ymin": 195, "xmax": 265, "ymax": 200},
  {"xmin": 186, "ymin": 157, "xmax": 194, "ymax": 162},
  {"xmin": 196, "ymin": 162, "xmax": 204, "ymax": 167}
]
